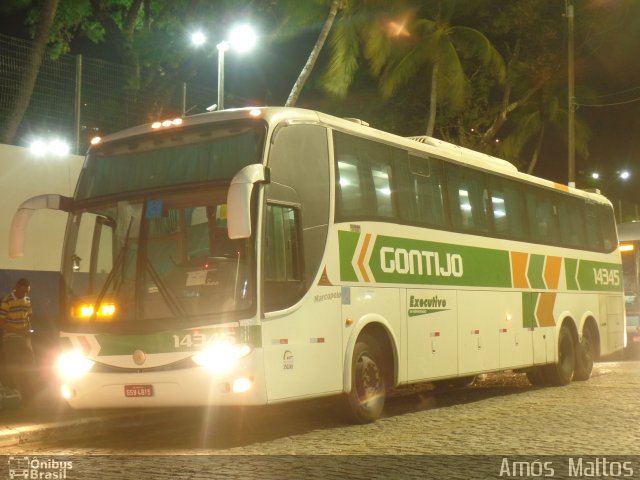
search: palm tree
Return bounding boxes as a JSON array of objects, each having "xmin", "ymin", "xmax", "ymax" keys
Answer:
[
  {"xmin": 373, "ymin": 1, "xmax": 505, "ymax": 136},
  {"xmin": 283, "ymin": 0, "xmax": 344, "ymax": 107},
  {"xmin": 496, "ymin": 88, "xmax": 590, "ymax": 175},
  {"xmin": 279, "ymin": 0, "xmax": 394, "ymax": 107}
]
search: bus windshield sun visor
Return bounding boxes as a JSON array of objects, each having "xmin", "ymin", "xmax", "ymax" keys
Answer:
[{"xmin": 9, "ymin": 194, "xmax": 72, "ymax": 258}]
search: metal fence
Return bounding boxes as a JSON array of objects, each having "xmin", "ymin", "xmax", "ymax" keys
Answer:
[{"xmin": 0, "ymin": 33, "xmax": 217, "ymax": 154}]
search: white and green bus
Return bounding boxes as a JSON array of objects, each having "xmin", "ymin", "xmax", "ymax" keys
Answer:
[{"xmin": 10, "ymin": 107, "xmax": 624, "ymax": 423}]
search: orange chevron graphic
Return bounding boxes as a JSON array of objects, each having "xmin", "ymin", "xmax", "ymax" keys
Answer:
[
  {"xmin": 544, "ymin": 256, "xmax": 562, "ymax": 289},
  {"xmin": 553, "ymin": 182, "xmax": 569, "ymax": 192},
  {"xmin": 510, "ymin": 251, "xmax": 529, "ymax": 288},
  {"xmin": 357, "ymin": 233, "xmax": 372, "ymax": 282},
  {"xmin": 536, "ymin": 292, "xmax": 557, "ymax": 327}
]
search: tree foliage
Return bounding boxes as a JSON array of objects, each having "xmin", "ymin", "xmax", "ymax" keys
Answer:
[
  {"xmin": 2, "ymin": 0, "xmax": 273, "ymax": 137},
  {"xmin": 0, "ymin": 0, "xmax": 60, "ymax": 144},
  {"xmin": 3, "ymin": 0, "xmax": 639, "ymax": 183}
]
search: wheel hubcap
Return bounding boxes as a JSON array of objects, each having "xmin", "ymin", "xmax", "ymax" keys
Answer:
[{"xmin": 356, "ymin": 354, "xmax": 383, "ymax": 405}]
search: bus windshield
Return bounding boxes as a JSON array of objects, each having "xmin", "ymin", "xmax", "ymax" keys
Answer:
[
  {"xmin": 76, "ymin": 121, "xmax": 265, "ymax": 201},
  {"xmin": 62, "ymin": 188, "xmax": 254, "ymax": 331}
]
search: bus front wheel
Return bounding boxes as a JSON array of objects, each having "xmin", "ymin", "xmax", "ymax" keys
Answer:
[
  {"xmin": 544, "ymin": 325, "xmax": 575, "ymax": 386},
  {"xmin": 346, "ymin": 334, "xmax": 386, "ymax": 424}
]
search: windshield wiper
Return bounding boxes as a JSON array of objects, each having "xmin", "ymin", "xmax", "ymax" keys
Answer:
[
  {"xmin": 144, "ymin": 257, "xmax": 186, "ymax": 319},
  {"xmin": 92, "ymin": 217, "xmax": 133, "ymax": 320}
]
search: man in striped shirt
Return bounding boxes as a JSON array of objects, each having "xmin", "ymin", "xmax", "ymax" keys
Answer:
[{"xmin": 0, "ymin": 278, "xmax": 35, "ymax": 398}]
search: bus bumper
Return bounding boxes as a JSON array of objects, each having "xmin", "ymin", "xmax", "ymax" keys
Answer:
[{"xmin": 59, "ymin": 354, "xmax": 267, "ymax": 409}]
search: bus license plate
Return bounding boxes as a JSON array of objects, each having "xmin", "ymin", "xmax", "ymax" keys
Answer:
[{"xmin": 124, "ymin": 384, "xmax": 154, "ymax": 397}]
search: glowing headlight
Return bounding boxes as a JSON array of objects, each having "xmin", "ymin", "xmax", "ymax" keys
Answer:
[
  {"xmin": 56, "ymin": 350, "xmax": 95, "ymax": 380},
  {"xmin": 192, "ymin": 341, "xmax": 251, "ymax": 374}
]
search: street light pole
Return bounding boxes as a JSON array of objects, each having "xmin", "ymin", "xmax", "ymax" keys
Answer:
[
  {"xmin": 217, "ymin": 41, "xmax": 229, "ymax": 110},
  {"xmin": 567, "ymin": 0, "xmax": 576, "ymax": 188},
  {"xmin": 191, "ymin": 25, "xmax": 256, "ymax": 112}
]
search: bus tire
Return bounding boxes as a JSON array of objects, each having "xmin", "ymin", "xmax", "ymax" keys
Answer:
[
  {"xmin": 346, "ymin": 334, "xmax": 386, "ymax": 424},
  {"xmin": 574, "ymin": 326, "xmax": 595, "ymax": 381},
  {"xmin": 543, "ymin": 325, "xmax": 575, "ymax": 386}
]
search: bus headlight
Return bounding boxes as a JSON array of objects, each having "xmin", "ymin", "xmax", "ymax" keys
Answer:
[
  {"xmin": 192, "ymin": 342, "xmax": 251, "ymax": 374},
  {"xmin": 56, "ymin": 350, "xmax": 95, "ymax": 380}
]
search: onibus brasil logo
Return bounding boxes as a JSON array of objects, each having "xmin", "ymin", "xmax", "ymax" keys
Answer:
[{"xmin": 8, "ymin": 457, "xmax": 73, "ymax": 479}]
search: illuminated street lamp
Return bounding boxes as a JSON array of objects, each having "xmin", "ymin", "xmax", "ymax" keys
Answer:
[
  {"xmin": 29, "ymin": 137, "xmax": 70, "ymax": 157},
  {"xmin": 191, "ymin": 25, "xmax": 257, "ymax": 111},
  {"xmin": 589, "ymin": 170, "xmax": 631, "ymax": 184},
  {"xmin": 589, "ymin": 169, "xmax": 632, "ymax": 222}
]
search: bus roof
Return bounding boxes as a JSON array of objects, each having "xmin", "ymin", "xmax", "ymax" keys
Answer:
[{"xmin": 93, "ymin": 106, "xmax": 612, "ymax": 206}]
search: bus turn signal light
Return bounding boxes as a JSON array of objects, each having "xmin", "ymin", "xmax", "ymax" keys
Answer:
[
  {"xmin": 71, "ymin": 302, "xmax": 116, "ymax": 319},
  {"xmin": 619, "ymin": 243, "xmax": 634, "ymax": 252}
]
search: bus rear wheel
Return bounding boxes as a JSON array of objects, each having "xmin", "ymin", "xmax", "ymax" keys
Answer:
[
  {"xmin": 574, "ymin": 326, "xmax": 595, "ymax": 381},
  {"xmin": 346, "ymin": 334, "xmax": 386, "ymax": 424},
  {"xmin": 544, "ymin": 325, "xmax": 575, "ymax": 386}
]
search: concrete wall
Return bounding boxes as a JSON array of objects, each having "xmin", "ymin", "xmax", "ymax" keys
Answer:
[
  {"xmin": 0, "ymin": 144, "xmax": 84, "ymax": 273},
  {"xmin": 0, "ymin": 144, "xmax": 84, "ymax": 362}
]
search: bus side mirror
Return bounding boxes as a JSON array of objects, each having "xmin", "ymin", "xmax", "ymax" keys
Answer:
[
  {"xmin": 227, "ymin": 165, "xmax": 269, "ymax": 239},
  {"xmin": 9, "ymin": 194, "xmax": 72, "ymax": 257}
]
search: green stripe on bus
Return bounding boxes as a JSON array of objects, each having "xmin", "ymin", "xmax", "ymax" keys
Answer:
[
  {"xmin": 337, "ymin": 229, "xmax": 622, "ymax": 292},
  {"xmin": 339, "ymin": 231, "xmax": 512, "ymax": 288},
  {"xmin": 338, "ymin": 230, "xmax": 359, "ymax": 282},
  {"xmin": 371, "ymin": 235, "xmax": 511, "ymax": 287},
  {"xmin": 522, "ymin": 292, "xmax": 538, "ymax": 328},
  {"xmin": 576, "ymin": 260, "xmax": 623, "ymax": 292},
  {"xmin": 565, "ymin": 258, "xmax": 579, "ymax": 290},
  {"xmin": 527, "ymin": 255, "xmax": 546, "ymax": 289}
]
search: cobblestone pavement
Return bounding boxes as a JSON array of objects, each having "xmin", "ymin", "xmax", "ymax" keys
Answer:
[{"xmin": 2, "ymin": 360, "xmax": 639, "ymax": 479}]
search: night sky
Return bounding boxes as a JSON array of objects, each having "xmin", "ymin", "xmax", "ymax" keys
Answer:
[{"xmin": 562, "ymin": 1, "xmax": 640, "ymax": 202}]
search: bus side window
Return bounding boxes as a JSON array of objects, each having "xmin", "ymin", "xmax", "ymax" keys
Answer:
[
  {"xmin": 558, "ymin": 198, "xmax": 586, "ymax": 248},
  {"xmin": 490, "ymin": 187, "xmax": 508, "ymax": 235},
  {"xmin": 334, "ymin": 131, "xmax": 396, "ymax": 220},
  {"xmin": 264, "ymin": 204, "xmax": 304, "ymax": 312},
  {"xmin": 446, "ymin": 165, "xmax": 489, "ymax": 233},
  {"xmin": 489, "ymin": 178, "xmax": 528, "ymax": 240},
  {"xmin": 336, "ymin": 153, "xmax": 363, "ymax": 215},
  {"xmin": 397, "ymin": 154, "xmax": 446, "ymax": 227},
  {"xmin": 526, "ymin": 192, "xmax": 560, "ymax": 244},
  {"xmin": 584, "ymin": 205, "xmax": 602, "ymax": 250},
  {"xmin": 598, "ymin": 205, "xmax": 617, "ymax": 251},
  {"xmin": 368, "ymin": 158, "xmax": 394, "ymax": 218}
]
